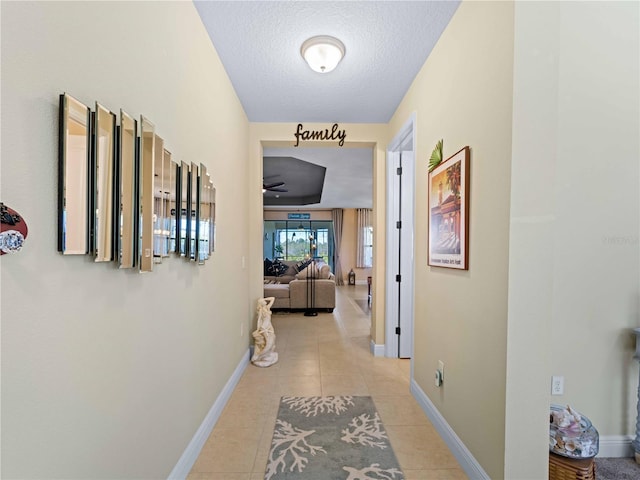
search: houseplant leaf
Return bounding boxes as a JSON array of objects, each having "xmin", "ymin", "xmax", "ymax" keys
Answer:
[{"xmin": 428, "ymin": 139, "xmax": 443, "ymax": 172}]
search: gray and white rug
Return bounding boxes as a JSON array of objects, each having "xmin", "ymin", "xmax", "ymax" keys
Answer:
[{"xmin": 265, "ymin": 396, "xmax": 404, "ymax": 480}]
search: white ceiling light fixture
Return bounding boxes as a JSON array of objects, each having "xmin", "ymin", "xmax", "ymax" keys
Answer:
[{"xmin": 300, "ymin": 35, "xmax": 345, "ymax": 73}]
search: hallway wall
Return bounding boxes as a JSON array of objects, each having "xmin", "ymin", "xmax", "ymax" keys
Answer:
[
  {"xmin": 506, "ymin": 1, "xmax": 640, "ymax": 477},
  {"xmin": 389, "ymin": 1, "xmax": 639, "ymax": 478},
  {"xmin": 389, "ymin": 2, "xmax": 515, "ymax": 478},
  {"xmin": 1, "ymin": 2, "xmax": 250, "ymax": 478}
]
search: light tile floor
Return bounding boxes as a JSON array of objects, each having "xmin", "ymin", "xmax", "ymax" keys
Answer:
[{"xmin": 188, "ymin": 285, "xmax": 467, "ymax": 480}]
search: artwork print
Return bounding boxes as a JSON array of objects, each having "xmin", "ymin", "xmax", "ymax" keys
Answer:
[{"xmin": 428, "ymin": 146, "xmax": 469, "ymax": 269}]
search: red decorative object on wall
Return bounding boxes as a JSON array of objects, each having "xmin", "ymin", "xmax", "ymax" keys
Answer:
[{"xmin": 0, "ymin": 202, "xmax": 28, "ymax": 255}]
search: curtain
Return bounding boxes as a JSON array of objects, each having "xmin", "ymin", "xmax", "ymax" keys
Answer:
[
  {"xmin": 331, "ymin": 208, "xmax": 344, "ymax": 285},
  {"xmin": 356, "ymin": 208, "xmax": 373, "ymax": 268}
]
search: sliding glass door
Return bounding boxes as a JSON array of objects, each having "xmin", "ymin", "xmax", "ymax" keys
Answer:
[{"xmin": 263, "ymin": 220, "xmax": 334, "ymax": 272}]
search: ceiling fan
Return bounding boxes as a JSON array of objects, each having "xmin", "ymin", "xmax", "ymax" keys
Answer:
[{"xmin": 263, "ymin": 179, "xmax": 288, "ymax": 193}]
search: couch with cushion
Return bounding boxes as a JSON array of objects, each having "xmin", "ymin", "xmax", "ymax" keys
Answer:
[{"xmin": 263, "ymin": 259, "xmax": 336, "ymax": 312}]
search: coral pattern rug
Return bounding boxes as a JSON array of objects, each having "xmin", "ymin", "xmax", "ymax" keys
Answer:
[{"xmin": 265, "ymin": 396, "xmax": 404, "ymax": 480}]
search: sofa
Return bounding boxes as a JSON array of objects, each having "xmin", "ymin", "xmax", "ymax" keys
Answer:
[{"xmin": 264, "ymin": 259, "xmax": 336, "ymax": 312}]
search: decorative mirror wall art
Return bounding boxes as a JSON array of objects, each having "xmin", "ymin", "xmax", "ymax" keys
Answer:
[
  {"xmin": 118, "ymin": 110, "xmax": 137, "ymax": 268},
  {"xmin": 152, "ymin": 135, "xmax": 164, "ymax": 263},
  {"xmin": 210, "ymin": 185, "xmax": 216, "ymax": 254},
  {"xmin": 57, "ymin": 94, "xmax": 216, "ymax": 271},
  {"xmin": 197, "ymin": 163, "xmax": 209, "ymax": 264},
  {"xmin": 139, "ymin": 116, "xmax": 155, "ymax": 272},
  {"xmin": 58, "ymin": 93, "xmax": 91, "ymax": 254},
  {"xmin": 167, "ymin": 157, "xmax": 179, "ymax": 254},
  {"xmin": 189, "ymin": 162, "xmax": 199, "ymax": 261},
  {"xmin": 177, "ymin": 161, "xmax": 189, "ymax": 257},
  {"xmin": 93, "ymin": 103, "xmax": 116, "ymax": 262}
]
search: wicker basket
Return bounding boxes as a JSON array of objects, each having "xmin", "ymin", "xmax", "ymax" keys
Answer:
[{"xmin": 549, "ymin": 452, "xmax": 596, "ymax": 480}]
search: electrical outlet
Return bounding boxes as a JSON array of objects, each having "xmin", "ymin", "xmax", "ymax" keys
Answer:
[{"xmin": 551, "ymin": 375, "xmax": 564, "ymax": 395}]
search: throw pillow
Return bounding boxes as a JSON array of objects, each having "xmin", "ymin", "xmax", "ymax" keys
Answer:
[
  {"xmin": 264, "ymin": 258, "xmax": 273, "ymax": 276},
  {"xmin": 295, "ymin": 262, "xmax": 317, "ymax": 280},
  {"xmin": 319, "ymin": 264, "xmax": 330, "ymax": 279},
  {"xmin": 294, "ymin": 258, "xmax": 312, "ymax": 273},
  {"xmin": 269, "ymin": 259, "xmax": 288, "ymax": 277}
]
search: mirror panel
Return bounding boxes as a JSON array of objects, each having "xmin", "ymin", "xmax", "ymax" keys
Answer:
[
  {"xmin": 58, "ymin": 93, "xmax": 91, "ymax": 254},
  {"xmin": 189, "ymin": 162, "xmax": 199, "ymax": 261},
  {"xmin": 197, "ymin": 164, "xmax": 210, "ymax": 264},
  {"xmin": 167, "ymin": 158, "xmax": 178, "ymax": 254},
  {"xmin": 152, "ymin": 135, "xmax": 164, "ymax": 264},
  {"xmin": 118, "ymin": 111, "xmax": 137, "ymax": 268},
  {"xmin": 178, "ymin": 161, "xmax": 190, "ymax": 257},
  {"xmin": 160, "ymin": 149, "xmax": 175, "ymax": 257},
  {"xmin": 210, "ymin": 186, "xmax": 216, "ymax": 254},
  {"xmin": 94, "ymin": 103, "xmax": 116, "ymax": 262},
  {"xmin": 139, "ymin": 116, "xmax": 155, "ymax": 272}
]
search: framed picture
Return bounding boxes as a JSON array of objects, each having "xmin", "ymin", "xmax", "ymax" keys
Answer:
[{"xmin": 428, "ymin": 146, "xmax": 470, "ymax": 269}]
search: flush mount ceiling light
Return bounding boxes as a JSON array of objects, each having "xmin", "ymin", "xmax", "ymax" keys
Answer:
[{"xmin": 300, "ymin": 35, "xmax": 345, "ymax": 73}]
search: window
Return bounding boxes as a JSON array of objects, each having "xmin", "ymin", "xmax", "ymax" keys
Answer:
[
  {"xmin": 263, "ymin": 220, "xmax": 335, "ymax": 270},
  {"xmin": 356, "ymin": 209, "xmax": 373, "ymax": 268}
]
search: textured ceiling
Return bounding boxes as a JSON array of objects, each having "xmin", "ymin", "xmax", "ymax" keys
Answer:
[
  {"xmin": 194, "ymin": 1, "xmax": 459, "ymax": 208},
  {"xmin": 263, "ymin": 147, "xmax": 373, "ymax": 209},
  {"xmin": 194, "ymin": 0, "xmax": 460, "ymax": 123}
]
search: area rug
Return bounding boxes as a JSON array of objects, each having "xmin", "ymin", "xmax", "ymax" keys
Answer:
[
  {"xmin": 265, "ymin": 396, "xmax": 404, "ymax": 480},
  {"xmin": 595, "ymin": 457, "xmax": 640, "ymax": 480}
]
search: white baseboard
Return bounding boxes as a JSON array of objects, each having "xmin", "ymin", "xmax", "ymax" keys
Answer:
[
  {"xmin": 370, "ymin": 339, "xmax": 385, "ymax": 357},
  {"xmin": 168, "ymin": 349, "xmax": 250, "ymax": 480},
  {"xmin": 598, "ymin": 435, "xmax": 635, "ymax": 457},
  {"xmin": 410, "ymin": 379, "xmax": 490, "ymax": 480}
]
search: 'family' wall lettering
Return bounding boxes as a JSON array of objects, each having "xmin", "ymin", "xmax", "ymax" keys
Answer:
[{"xmin": 294, "ymin": 123, "xmax": 346, "ymax": 147}]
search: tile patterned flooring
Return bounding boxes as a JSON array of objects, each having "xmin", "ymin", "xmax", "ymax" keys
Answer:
[{"xmin": 188, "ymin": 285, "xmax": 467, "ymax": 480}]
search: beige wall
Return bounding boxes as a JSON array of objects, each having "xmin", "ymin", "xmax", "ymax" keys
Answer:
[
  {"xmin": 1, "ymin": 2, "xmax": 250, "ymax": 478},
  {"xmin": 340, "ymin": 208, "xmax": 372, "ymax": 284},
  {"xmin": 389, "ymin": 2, "xmax": 515, "ymax": 478},
  {"xmin": 506, "ymin": 1, "xmax": 639, "ymax": 477}
]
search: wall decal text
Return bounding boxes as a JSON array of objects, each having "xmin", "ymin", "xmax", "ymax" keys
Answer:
[{"xmin": 294, "ymin": 123, "xmax": 346, "ymax": 147}]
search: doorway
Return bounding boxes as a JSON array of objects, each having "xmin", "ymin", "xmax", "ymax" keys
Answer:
[{"xmin": 385, "ymin": 115, "xmax": 416, "ymax": 358}]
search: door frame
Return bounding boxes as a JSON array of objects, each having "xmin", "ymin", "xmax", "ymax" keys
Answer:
[{"xmin": 385, "ymin": 113, "xmax": 416, "ymax": 358}]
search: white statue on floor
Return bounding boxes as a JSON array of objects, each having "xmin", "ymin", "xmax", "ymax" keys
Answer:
[{"xmin": 252, "ymin": 296, "xmax": 278, "ymax": 367}]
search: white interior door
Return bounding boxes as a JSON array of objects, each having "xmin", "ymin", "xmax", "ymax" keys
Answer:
[{"xmin": 386, "ymin": 125, "xmax": 415, "ymax": 359}]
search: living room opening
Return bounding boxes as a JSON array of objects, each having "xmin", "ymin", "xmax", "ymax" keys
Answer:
[{"xmin": 264, "ymin": 220, "xmax": 335, "ymax": 271}]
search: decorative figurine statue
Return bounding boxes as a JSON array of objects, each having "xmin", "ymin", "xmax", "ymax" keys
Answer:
[{"xmin": 251, "ymin": 297, "xmax": 278, "ymax": 367}]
